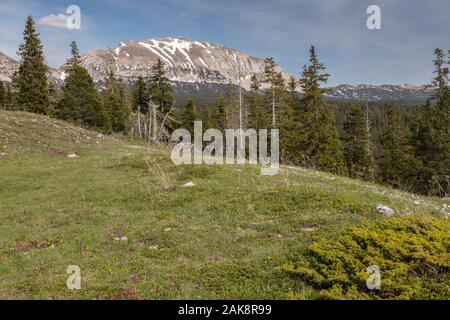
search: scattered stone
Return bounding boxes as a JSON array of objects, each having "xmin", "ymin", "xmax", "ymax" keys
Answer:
[
  {"xmin": 96, "ymin": 133, "xmax": 105, "ymax": 139},
  {"xmin": 148, "ymin": 245, "xmax": 158, "ymax": 250},
  {"xmin": 375, "ymin": 204, "xmax": 394, "ymax": 217},
  {"xmin": 114, "ymin": 236, "xmax": 128, "ymax": 241},
  {"xmin": 164, "ymin": 228, "xmax": 172, "ymax": 232},
  {"xmin": 0, "ymin": 152, "xmax": 6, "ymax": 156},
  {"xmin": 66, "ymin": 153, "xmax": 79, "ymax": 158},
  {"xmin": 182, "ymin": 181, "xmax": 195, "ymax": 187}
]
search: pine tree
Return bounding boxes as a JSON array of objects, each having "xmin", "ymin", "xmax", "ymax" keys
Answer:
[
  {"xmin": 132, "ymin": 76, "xmax": 149, "ymax": 114},
  {"xmin": 280, "ymin": 76, "xmax": 300, "ymax": 162},
  {"xmin": 103, "ymin": 71, "xmax": 130, "ymax": 133},
  {"xmin": 13, "ymin": 16, "xmax": 49, "ymax": 114},
  {"xmin": 414, "ymin": 48, "xmax": 450, "ymax": 196},
  {"xmin": 297, "ymin": 46, "xmax": 345, "ymax": 173},
  {"xmin": 211, "ymin": 96, "xmax": 227, "ymax": 132},
  {"xmin": 148, "ymin": 58, "xmax": 174, "ymax": 114},
  {"xmin": 180, "ymin": 99, "xmax": 198, "ymax": 134},
  {"xmin": 343, "ymin": 103, "xmax": 374, "ymax": 179},
  {"xmin": 56, "ymin": 41, "xmax": 111, "ymax": 132},
  {"xmin": 380, "ymin": 103, "xmax": 416, "ymax": 188},
  {"xmin": 147, "ymin": 58, "xmax": 176, "ymax": 137},
  {"xmin": 247, "ymin": 74, "xmax": 269, "ymax": 131},
  {"xmin": 263, "ymin": 57, "xmax": 277, "ymax": 127}
]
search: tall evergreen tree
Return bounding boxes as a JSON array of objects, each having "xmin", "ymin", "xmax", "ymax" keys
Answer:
[
  {"xmin": 132, "ymin": 76, "xmax": 149, "ymax": 114},
  {"xmin": 263, "ymin": 57, "xmax": 277, "ymax": 127},
  {"xmin": 414, "ymin": 48, "xmax": 450, "ymax": 196},
  {"xmin": 211, "ymin": 96, "xmax": 227, "ymax": 132},
  {"xmin": 180, "ymin": 100, "xmax": 198, "ymax": 134},
  {"xmin": 13, "ymin": 16, "xmax": 49, "ymax": 114},
  {"xmin": 148, "ymin": 58, "xmax": 174, "ymax": 114},
  {"xmin": 103, "ymin": 71, "xmax": 130, "ymax": 133},
  {"xmin": 280, "ymin": 76, "xmax": 300, "ymax": 162},
  {"xmin": 56, "ymin": 41, "xmax": 110, "ymax": 132},
  {"xmin": 247, "ymin": 74, "xmax": 269, "ymax": 131},
  {"xmin": 379, "ymin": 103, "xmax": 417, "ymax": 189},
  {"xmin": 297, "ymin": 46, "xmax": 344, "ymax": 173},
  {"xmin": 343, "ymin": 103, "xmax": 374, "ymax": 179}
]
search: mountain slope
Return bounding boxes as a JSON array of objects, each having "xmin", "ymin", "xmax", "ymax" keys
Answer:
[
  {"xmin": 0, "ymin": 52, "xmax": 19, "ymax": 82},
  {"xmin": 68, "ymin": 37, "xmax": 289, "ymax": 89},
  {"xmin": 0, "ymin": 110, "xmax": 448, "ymax": 299}
]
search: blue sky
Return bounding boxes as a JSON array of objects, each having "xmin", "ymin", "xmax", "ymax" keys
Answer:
[{"xmin": 1, "ymin": 0, "xmax": 449, "ymax": 86}]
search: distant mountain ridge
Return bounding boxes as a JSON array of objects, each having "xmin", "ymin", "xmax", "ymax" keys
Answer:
[
  {"xmin": 0, "ymin": 37, "xmax": 433, "ymax": 102},
  {"xmin": 326, "ymin": 84, "xmax": 432, "ymax": 102}
]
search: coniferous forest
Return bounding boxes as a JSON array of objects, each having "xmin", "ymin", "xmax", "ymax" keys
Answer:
[{"xmin": 3, "ymin": 16, "xmax": 448, "ymax": 197}]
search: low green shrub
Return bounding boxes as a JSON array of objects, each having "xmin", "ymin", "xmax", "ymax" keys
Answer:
[{"xmin": 281, "ymin": 216, "xmax": 450, "ymax": 299}]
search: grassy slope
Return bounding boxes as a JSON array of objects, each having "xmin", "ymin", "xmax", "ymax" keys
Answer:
[{"xmin": 0, "ymin": 111, "xmax": 448, "ymax": 299}]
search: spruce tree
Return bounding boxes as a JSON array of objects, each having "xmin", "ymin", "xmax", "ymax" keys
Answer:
[
  {"xmin": 147, "ymin": 58, "xmax": 175, "ymax": 134},
  {"xmin": 280, "ymin": 76, "xmax": 300, "ymax": 162},
  {"xmin": 148, "ymin": 58, "xmax": 174, "ymax": 114},
  {"xmin": 211, "ymin": 96, "xmax": 226, "ymax": 132},
  {"xmin": 414, "ymin": 48, "xmax": 450, "ymax": 196},
  {"xmin": 103, "ymin": 71, "xmax": 130, "ymax": 133},
  {"xmin": 180, "ymin": 99, "xmax": 198, "ymax": 135},
  {"xmin": 343, "ymin": 103, "xmax": 374, "ymax": 179},
  {"xmin": 263, "ymin": 57, "xmax": 277, "ymax": 127},
  {"xmin": 247, "ymin": 74, "xmax": 269, "ymax": 131},
  {"xmin": 380, "ymin": 103, "xmax": 416, "ymax": 188},
  {"xmin": 56, "ymin": 41, "xmax": 111, "ymax": 132},
  {"xmin": 132, "ymin": 76, "xmax": 149, "ymax": 114},
  {"xmin": 297, "ymin": 46, "xmax": 345, "ymax": 173},
  {"xmin": 14, "ymin": 16, "xmax": 49, "ymax": 114}
]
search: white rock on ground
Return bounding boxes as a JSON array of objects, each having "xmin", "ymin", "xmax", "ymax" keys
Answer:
[
  {"xmin": 182, "ymin": 182, "xmax": 195, "ymax": 187},
  {"xmin": 66, "ymin": 153, "xmax": 79, "ymax": 158},
  {"xmin": 375, "ymin": 204, "xmax": 394, "ymax": 217}
]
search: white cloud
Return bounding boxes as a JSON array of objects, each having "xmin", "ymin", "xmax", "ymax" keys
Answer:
[{"xmin": 38, "ymin": 13, "xmax": 69, "ymax": 29}]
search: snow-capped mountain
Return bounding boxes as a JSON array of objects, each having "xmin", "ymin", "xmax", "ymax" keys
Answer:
[
  {"xmin": 0, "ymin": 41, "xmax": 434, "ymax": 102},
  {"xmin": 326, "ymin": 84, "xmax": 432, "ymax": 102},
  {"xmin": 65, "ymin": 37, "xmax": 289, "ymax": 90}
]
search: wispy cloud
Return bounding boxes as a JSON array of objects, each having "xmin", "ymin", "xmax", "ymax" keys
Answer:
[{"xmin": 38, "ymin": 13, "xmax": 69, "ymax": 29}]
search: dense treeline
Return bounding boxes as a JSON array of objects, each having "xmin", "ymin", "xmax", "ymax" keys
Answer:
[{"xmin": 4, "ymin": 16, "xmax": 449, "ymax": 197}]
